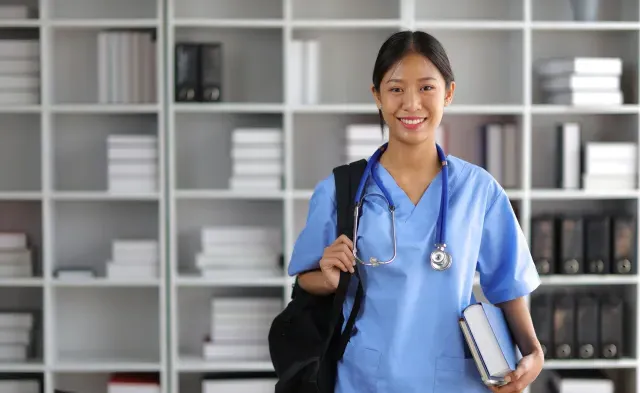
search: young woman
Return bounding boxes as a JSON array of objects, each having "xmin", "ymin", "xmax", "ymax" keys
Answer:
[{"xmin": 287, "ymin": 30, "xmax": 544, "ymax": 393}]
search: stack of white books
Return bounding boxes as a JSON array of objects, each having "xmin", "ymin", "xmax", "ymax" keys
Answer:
[
  {"xmin": 536, "ymin": 57, "xmax": 623, "ymax": 106},
  {"xmin": 97, "ymin": 30, "xmax": 156, "ymax": 104},
  {"xmin": 107, "ymin": 373, "xmax": 160, "ymax": 393},
  {"xmin": 288, "ymin": 39, "xmax": 319, "ymax": 105},
  {"xmin": 195, "ymin": 226, "xmax": 282, "ymax": 279},
  {"xmin": 229, "ymin": 128, "xmax": 283, "ymax": 190},
  {"xmin": 0, "ymin": 233, "xmax": 32, "ymax": 278},
  {"xmin": 0, "ymin": 378, "xmax": 39, "ymax": 393},
  {"xmin": 0, "ymin": 38, "xmax": 40, "ymax": 106},
  {"xmin": 344, "ymin": 123, "xmax": 389, "ymax": 163},
  {"xmin": 0, "ymin": 311, "xmax": 33, "ymax": 362},
  {"xmin": 582, "ymin": 142, "xmax": 637, "ymax": 190},
  {"xmin": 202, "ymin": 377, "xmax": 277, "ymax": 393},
  {"xmin": 0, "ymin": 5, "xmax": 33, "ymax": 19},
  {"xmin": 106, "ymin": 239, "xmax": 159, "ymax": 280},
  {"xmin": 203, "ymin": 297, "xmax": 281, "ymax": 361},
  {"xmin": 107, "ymin": 134, "xmax": 158, "ymax": 194}
]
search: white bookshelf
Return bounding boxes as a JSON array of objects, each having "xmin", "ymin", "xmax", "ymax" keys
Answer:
[{"xmin": 0, "ymin": 0, "xmax": 638, "ymax": 392}]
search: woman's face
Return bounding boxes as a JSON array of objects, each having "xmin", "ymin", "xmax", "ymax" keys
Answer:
[{"xmin": 371, "ymin": 52, "xmax": 455, "ymax": 146}]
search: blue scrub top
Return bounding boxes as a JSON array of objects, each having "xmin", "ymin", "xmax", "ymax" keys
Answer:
[{"xmin": 288, "ymin": 154, "xmax": 541, "ymax": 393}]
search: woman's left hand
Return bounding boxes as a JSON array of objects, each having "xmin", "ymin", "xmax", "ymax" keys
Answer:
[{"xmin": 490, "ymin": 350, "xmax": 544, "ymax": 393}]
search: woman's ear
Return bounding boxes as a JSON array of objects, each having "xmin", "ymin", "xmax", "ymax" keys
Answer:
[
  {"xmin": 371, "ymin": 84, "xmax": 382, "ymax": 109},
  {"xmin": 444, "ymin": 81, "xmax": 456, "ymax": 106}
]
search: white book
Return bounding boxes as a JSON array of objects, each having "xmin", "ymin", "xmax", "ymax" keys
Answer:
[
  {"xmin": 108, "ymin": 32, "xmax": 119, "ymax": 103},
  {"xmin": 542, "ymin": 74, "xmax": 620, "ymax": 91},
  {"xmin": 56, "ymin": 270, "xmax": 95, "ymax": 280},
  {"xmin": 108, "ymin": 147, "xmax": 157, "ymax": 160},
  {"xmin": 210, "ymin": 297, "xmax": 282, "ymax": 314},
  {"xmin": 211, "ymin": 322, "xmax": 271, "ymax": 343},
  {"xmin": 112, "ymin": 240, "xmax": 158, "ymax": 259},
  {"xmin": 584, "ymin": 142, "xmax": 637, "ymax": 161},
  {"xmin": 97, "ymin": 32, "xmax": 109, "ymax": 103},
  {"xmin": 229, "ymin": 175, "xmax": 281, "ymax": 190},
  {"xmin": 0, "ymin": 91, "xmax": 39, "ymax": 105},
  {"xmin": 201, "ymin": 226, "xmax": 280, "ymax": 244},
  {"xmin": 108, "ymin": 177, "xmax": 157, "ymax": 193},
  {"xmin": 483, "ymin": 123, "xmax": 503, "ymax": 184},
  {"xmin": 106, "ymin": 262, "xmax": 158, "ymax": 278},
  {"xmin": 202, "ymin": 379, "xmax": 277, "ymax": 393},
  {"xmin": 107, "ymin": 134, "xmax": 157, "ymax": 146},
  {"xmin": 536, "ymin": 57, "xmax": 623, "ymax": 76},
  {"xmin": 232, "ymin": 128, "xmax": 282, "ymax": 144},
  {"xmin": 346, "ymin": 124, "xmax": 388, "ymax": 142},
  {"xmin": 0, "ymin": 343, "xmax": 27, "ymax": 360},
  {"xmin": 0, "ymin": 233, "xmax": 26, "ymax": 249},
  {"xmin": 304, "ymin": 40, "xmax": 319, "ymax": 104},
  {"xmin": 233, "ymin": 161, "xmax": 283, "ymax": 176},
  {"xmin": 289, "ymin": 40, "xmax": 305, "ymax": 105},
  {"xmin": 0, "ymin": 329, "xmax": 30, "ymax": 345},
  {"xmin": 346, "ymin": 143, "xmax": 382, "ymax": 158},
  {"xmin": 558, "ymin": 122, "xmax": 581, "ymax": 189},
  {"xmin": 0, "ymin": 40, "xmax": 39, "ymax": 58},
  {"xmin": 195, "ymin": 252, "xmax": 280, "ymax": 269},
  {"xmin": 0, "ymin": 380, "xmax": 40, "ymax": 393},
  {"xmin": 0, "ymin": 5, "xmax": 30, "ymax": 19},
  {"xmin": 0, "ymin": 249, "xmax": 31, "ymax": 264},
  {"xmin": 584, "ymin": 159, "xmax": 637, "ymax": 175},
  {"xmin": 0, "ymin": 75, "xmax": 38, "ymax": 89},
  {"xmin": 200, "ymin": 267, "xmax": 282, "ymax": 279},
  {"xmin": 201, "ymin": 243, "xmax": 279, "ymax": 257},
  {"xmin": 109, "ymin": 163, "xmax": 157, "ymax": 176},
  {"xmin": 0, "ymin": 59, "xmax": 39, "ymax": 74},
  {"xmin": 0, "ymin": 263, "xmax": 32, "ymax": 277},
  {"xmin": 202, "ymin": 342, "xmax": 270, "ymax": 360},
  {"xmin": 231, "ymin": 146, "xmax": 282, "ymax": 160},
  {"xmin": 0, "ymin": 313, "xmax": 32, "ymax": 329},
  {"xmin": 120, "ymin": 32, "xmax": 130, "ymax": 104},
  {"xmin": 582, "ymin": 174, "xmax": 637, "ymax": 190},
  {"xmin": 548, "ymin": 91, "xmax": 623, "ymax": 106}
]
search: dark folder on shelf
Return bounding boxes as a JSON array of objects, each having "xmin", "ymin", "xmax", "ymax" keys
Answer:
[
  {"xmin": 611, "ymin": 216, "xmax": 635, "ymax": 274},
  {"xmin": 600, "ymin": 295, "xmax": 624, "ymax": 359},
  {"xmin": 557, "ymin": 216, "xmax": 584, "ymax": 274},
  {"xmin": 576, "ymin": 294, "xmax": 599, "ymax": 359},
  {"xmin": 459, "ymin": 302, "xmax": 520, "ymax": 387},
  {"xmin": 530, "ymin": 293, "xmax": 553, "ymax": 359},
  {"xmin": 585, "ymin": 216, "xmax": 611, "ymax": 274},
  {"xmin": 199, "ymin": 43, "xmax": 222, "ymax": 102},
  {"xmin": 552, "ymin": 293, "xmax": 575, "ymax": 359},
  {"xmin": 174, "ymin": 43, "xmax": 199, "ymax": 102},
  {"xmin": 531, "ymin": 216, "xmax": 555, "ymax": 275}
]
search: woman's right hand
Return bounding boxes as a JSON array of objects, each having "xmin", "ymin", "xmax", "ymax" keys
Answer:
[{"xmin": 319, "ymin": 234, "xmax": 356, "ymax": 290}]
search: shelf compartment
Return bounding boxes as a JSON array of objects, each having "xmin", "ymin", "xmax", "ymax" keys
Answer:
[
  {"xmin": 52, "ymin": 28, "xmax": 158, "ymax": 105},
  {"xmin": 54, "ymin": 287, "xmax": 161, "ymax": 365},
  {"xmin": 174, "ymin": 199, "xmax": 284, "ymax": 278},
  {"xmin": 531, "ymin": 30, "xmax": 639, "ymax": 105},
  {"xmin": 292, "ymin": 0, "xmax": 399, "ymax": 20},
  {"xmin": 54, "ymin": 372, "xmax": 161, "ymax": 393},
  {"xmin": 173, "ymin": 112, "xmax": 282, "ymax": 191},
  {"xmin": 178, "ymin": 371, "xmax": 276, "ymax": 393},
  {"xmin": 0, "ymin": 201, "xmax": 43, "ymax": 278},
  {"xmin": 52, "ymin": 200, "xmax": 160, "ymax": 280},
  {"xmin": 415, "ymin": 0, "xmax": 523, "ymax": 21},
  {"xmin": 531, "ymin": 113, "xmax": 638, "ymax": 190},
  {"xmin": 52, "ymin": 113, "xmax": 159, "ymax": 193},
  {"xmin": 176, "ymin": 287, "xmax": 283, "ymax": 366},
  {"xmin": 51, "ymin": 0, "xmax": 158, "ymax": 20},
  {"xmin": 0, "ymin": 28, "xmax": 41, "ymax": 107},
  {"xmin": 173, "ymin": 0, "xmax": 281, "ymax": 20},
  {"xmin": 173, "ymin": 26, "xmax": 283, "ymax": 104},
  {"xmin": 532, "ymin": 0, "xmax": 639, "ymax": 22},
  {"xmin": 0, "ymin": 287, "xmax": 43, "ymax": 365},
  {"xmin": 0, "ymin": 114, "xmax": 41, "ymax": 192}
]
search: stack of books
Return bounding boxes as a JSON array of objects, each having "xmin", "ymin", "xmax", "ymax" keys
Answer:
[
  {"xmin": 229, "ymin": 128, "xmax": 283, "ymax": 190},
  {"xmin": 288, "ymin": 39, "xmax": 319, "ymax": 105},
  {"xmin": 97, "ymin": 30, "xmax": 156, "ymax": 104},
  {"xmin": 479, "ymin": 122, "xmax": 520, "ymax": 189},
  {"xmin": 107, "ymin": 134, "xmax": 158, "ymax": 194},
  {"xmin": 0, "ymin": 378, "xmax": 39, "ymax": 393},
  {"xmin": 0, "ymin": 38, "xmax": 40, "ymax": 106},
  {"xmin": 107, "ymin": 373, "xmax": 160, "ymax": 393},
  {"xmin": 203, "ymin": 297, "xmax": 281, "ymax": 361},
  {"xmin": 0, "ymin": 232, "xmax": 32, "ymax": 278},
  {"xmin": 582, "ymin": 142, "xmax": 637, "ymax": 190},
  {"xmin": 202, "ymin": 375, "xmax": 277, "ymax": 393},
  {"xmin": 106, "ymin": 239, "xmax": 159, "ymax": 280},
  {"xmin": 195, "ymin": 226, "xmax": 282, "ymax": 279},
  {"xmin": 344, "ymin": 124, "xmax": 388, "ymax": 163},
  {"xmin": 0, "ymin": 5, "xmax": 34, "ymax": 19},
  {"xmin": 0, "ymin": 311, "xmax": 34, "ymax": 362},
  {"xmin": 536, "ymin": 57, "xmax": 623, "ymax": 106}
]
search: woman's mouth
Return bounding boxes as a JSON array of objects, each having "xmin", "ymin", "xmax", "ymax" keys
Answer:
[{"xmin": 398, "ymin": 117, "xmax": 426, "ymax": 130}]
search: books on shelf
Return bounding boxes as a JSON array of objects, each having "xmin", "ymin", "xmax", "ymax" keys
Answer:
[
  {"xmin": 107, "ymin": 239, "xmax": 159, "ymax": 280},
  {"xmin": 107, "ymin": 134, "xmax": 158, "ymax": 194},
  {"xmin": 0, "ymin": 378, "xmax": 40, "ymax": 393},
  {"xmin": 536, "ymin": 57, "xmax": 623, "ymax": 106},
  {"xmin": 107, "ymin": 373, "xmax": 160, "ymax": 393},
  {"xmin": 0, "ymin": 38, "xmax": 40, "ymax": 106},
  {"xmin": 289, "ymin": 39, "xmax": 319, "ymax": 105},
  {"xmin": 195, "ymin": 226, "xmax": 282, "ymax": 279},
  {"xmin": 0, "ymin": 311, "xmax": 34, "ymax": 362},
  {"xmin": 202, "ymin": 376, "xmax": 277, "ymax": 393},
  {"xmin": 229, "ymin": 128, "xmax": 283, "ymax": 190},
  {"xmin": 203, "ymin": 297, "xmax": 281, "ymax": 361},
  {"xmin": 479, "ymin": 122, "xmax": 519, "ymax": 189},
  {"xmin": 0, "ymin": 5, "xmax": 33, "ymax": 19},
  {"xmin": 344, "ymin": 123, "xmax": 388, "ymax": 163},
  {"xmin": 556, "ymin": 122, "xmax": 637, "ymax": 190},
  {"xmin": 97, "ymin": 30, "xmax": 156, "ymax": 105},
  {"xmin": 0, "ymin": 232, "xmax": 33, "ymax": 278},
  {"xmin": 174, "ymin": 42, "xmax": 222, "ymax": 102}
]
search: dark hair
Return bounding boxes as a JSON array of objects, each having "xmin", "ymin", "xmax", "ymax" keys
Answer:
[{"xmin": 372, "ymin": 30, "xmax": 455, "ymax": 133}]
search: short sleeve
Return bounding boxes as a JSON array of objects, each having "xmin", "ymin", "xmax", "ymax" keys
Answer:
[
  {"xmin": 477, "ymin": 187, "xmax": 541, "ymax": 304},
  {"xmin": 287, "ymin": 174, "xmax": 337, "ymax": 276}
]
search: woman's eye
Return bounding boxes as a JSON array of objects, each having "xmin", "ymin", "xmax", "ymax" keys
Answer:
[{"xmin": 422, "ymin": 86, "xmax": 433, "ymax": 91}]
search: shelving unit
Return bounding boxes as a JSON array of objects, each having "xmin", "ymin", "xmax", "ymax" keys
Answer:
[{"xmin": 0, "ymin": 0, "xmax": 638, "ymax": 392}]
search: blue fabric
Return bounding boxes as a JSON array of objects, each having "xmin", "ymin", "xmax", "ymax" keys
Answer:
[{"xmin": 288, "ymin": 154, "xmax": 541, "ymax": 393}]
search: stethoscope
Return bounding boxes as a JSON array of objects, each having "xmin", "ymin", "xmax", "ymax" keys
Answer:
[{"xmin": 352, "ymin": 142, "xmax": 452, "ymax": 271}]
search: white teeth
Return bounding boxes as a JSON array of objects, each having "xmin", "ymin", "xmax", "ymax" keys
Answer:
[{"xmin": 400, "ymin": 118, "xmax": 425, "ymax": 125}]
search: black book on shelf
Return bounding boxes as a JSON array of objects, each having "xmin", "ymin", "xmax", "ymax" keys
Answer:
[
  {"xmin": 599, "ymin": 294, "xmax": 624, "ymax": 359},
  {"xmin": 556, "ymin": 216, "xmax": 584, "ymax": 275},
  {"xmin": 531, "ymin": 216, "xmax": 556, "ymax": 275},
  {"xmin": 174, "ymin": 43, "xmax": 200, "ymax": 102},
  {"xmin": 199, "ymin": 43, "xmax": 222, "ymax": 102},
  {"xmin": 611, "ymin": 215, "xmax": 636, "ymax": 274},
  {"xmin": 575, "ymin": 294, "xmax": 599, "ymax": 359},
  {"xmin": 584, "ymin": 215, "xmax": 611, "ymax": 274},
  {"xmin": 552, "ymin": 292, "xmax": 575, "ymax": 359}
]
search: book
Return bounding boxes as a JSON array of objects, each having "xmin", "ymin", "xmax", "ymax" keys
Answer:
[{"xmin": 459, "ymin": 302, "xmax": 520, "ymax": 387}]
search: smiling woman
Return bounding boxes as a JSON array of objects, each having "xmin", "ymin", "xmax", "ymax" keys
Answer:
[{"xmin": 283, "ymin": 30, "xmax": 544, "ymax": 393}]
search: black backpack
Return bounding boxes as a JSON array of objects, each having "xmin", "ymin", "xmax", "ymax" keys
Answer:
[{"xmin": 268, "ymin": 159, "xmax": 367, "ymax": 393}]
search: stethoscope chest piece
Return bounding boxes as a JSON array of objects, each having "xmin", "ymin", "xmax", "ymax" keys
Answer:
[{"xmin": 430, "ymin": 244, "xmax": 452, "ymax": 271}]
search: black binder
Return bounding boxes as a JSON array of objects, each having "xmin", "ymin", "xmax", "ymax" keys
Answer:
[
  {"xmin": 553, "ymin": 293, "xmax": 575, "ymax": 359},
  {"xmin": 530, "ymin": 293, "xmax": 554, "ymax": 359},
  {"xmin": 585, "ymin": 216, "xmax": 611, "ymax": 274},
  {"xmin": 174, "ymin": 43, "xmax": 200, "ymax": 102},
  {"xmin": 575, "ymin": 294, "xmax": 599, "ymax": 359},
  {"xmin": 557, "ymin": 217, "xmax": 584, "ymax": 274},
  {"xmin": 611, "ymin": 216, "xmax": 635, "ymax": 274},
  {"xmin": 531, "ymin": 216, "xmax": 555, "ymax": 275},
  {"xmin": 599, "ymin": 295, "xmax": 624, "ymax": 359},
  {"xmin": 199, "ymin": 43, "xmax": 222, "ymax": 102}
]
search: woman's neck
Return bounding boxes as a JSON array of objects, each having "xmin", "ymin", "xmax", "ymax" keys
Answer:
[{"xmin": 379, "ymin": 138, "xmax": 441, "ymax": 176}]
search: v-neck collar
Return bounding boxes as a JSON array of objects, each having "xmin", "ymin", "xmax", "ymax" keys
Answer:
[{"xmin": 373, "ymin": 162, "xmax": 444, "ymax": 223}]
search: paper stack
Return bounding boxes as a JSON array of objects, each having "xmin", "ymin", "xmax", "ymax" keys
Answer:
[
  {"xmin": 344, "ymin": 124, "xmax": 388, "ymax": 164},
  {"xmin": 229, "ymin": 128, "xmax": 283, "ymax": 190},
  {"xmin": 202, "ymin": 377, "xmax": 277, "ymax": 393},
  {"xmin": 0, "ymin": 232, "xmax": 32, "ymax": 278},
  {"xmin": 107, "ymin": 134, "xmax": 158, "ymax": 194},
  {"xmin": 195, "ymin": 226, "xmax": 282, "ymax": 279},
  {"xmin": 582, "ymin": 142, "xmax": 637, "ymax": 190},
  {"xmin": 536, "ymin": 57, "xmax": 623, "ymax": 106},
  {"xmin": 203, "ymin": 297, "xmax": 281, "ymax": 361},
  {"xmin": 107, "ymin": 373, "xmax": 160, "ymax": 393},
  {"xmin": 0, "ymin": 378, "xmax": 39, "ymax": 393},
  {"xmin": 107, "ymin": 239, "xmax": 159, "ymax": 280},
  {"xmin": 289, "ymin": 39, "xmax": 319, "ymax": 105},
  {"xmin": 0, "ymin": 311, "xmax": 33, "ymax": 362},
  {"xmin": 0, "ymin": 38, "xmax": 40, "ymax": 105}
]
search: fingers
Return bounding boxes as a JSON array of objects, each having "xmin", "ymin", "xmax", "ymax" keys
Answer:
[
  {"xmin": 334, "ymin": 234, "xmax": 354, "ymax": 250},
  {"xmin": 326, "ymin": 248, "xmax": 355, "ymax": 273}
]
